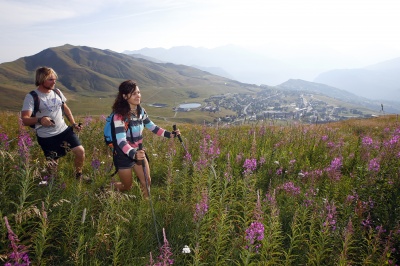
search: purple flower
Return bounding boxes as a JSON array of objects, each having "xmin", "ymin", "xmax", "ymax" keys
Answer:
[
  {"xmin": 153, "ymin": 228, "xmax": 174, "ymax": 265},
  {"xmin": 278, "ymin": 181, "xmax": 300, "ymax": 195},
  {"xmin": 184, "ymin": 152, "xmax": 192, "ymax": 163},
  {"xmin": 328, "ymin": 157, "xmax": 342, "ymax": 171},
  {"xmin": 0, "ymin": 132, "xmax": 10, "ymax": 150},
  {"xmin": 368, "ymin": 158, "xmax": 380, "ymax": 172},
  {"xmin": 243, "ymin": 158, "xmax": 257, "ymax": 175},
  {"xmin": 236, "ymin": 153, "xmax": 243, "ymax": 163},
  {"xmin": 17, "ymin": 131, "xmax": 33, "ymax": 162},
  {"xmin": 245, "ymin": 221, "xmax": 264, "ymax": 253},
  {"xmin": 3, "ymin": 216, "xmax": 31, "ymax": 266},
  {"xmin": 224, "ymin": 153, "xmax": 232, "ymax": 182},
  {"xmin": 323, "ymin": 201, "xmax": 337, "ymax": 231},
  {"xmin": 362, "ymin": 136, "xmax": 374, "ymax": 146},
  {"xmin": 84, "ymin": 116, "xmax": 93, "ymax": 126},
  {"xmin": 276, "ymin": 167, "xmax": 283, "ymax": 175},
  {"xmin": 91, "ymin": 159, "xmax": 101, "ymax": 170},
  {"xmin": 194, "ymin": 190, "xmax": 209, "ymax": 223}
]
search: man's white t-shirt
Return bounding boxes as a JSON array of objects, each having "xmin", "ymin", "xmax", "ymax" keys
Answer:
[{"xmin": 22, "ymin": 89, "xmax": 69, "ymax": 138}]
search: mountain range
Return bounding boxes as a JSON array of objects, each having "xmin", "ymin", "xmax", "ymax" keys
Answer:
[
  {"xmin": 1, "ymin": 44, "xmax": 399, "ymax": 118},
  {"xmin": 125, "ymin": 45, "xmax": 400, "ymax": 104},
  {"xmin": 0, "ymin": 44, "xmax": 248, "ymax": 115}
]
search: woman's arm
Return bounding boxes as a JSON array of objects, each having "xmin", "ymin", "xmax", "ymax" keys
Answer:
[
  {"xmin": 142, "ymin": 111, "xmax": 173, "ymax": 138},
  {"xmin": 114, "ymin": 114, "xmax": 138, "ymax": 159}
]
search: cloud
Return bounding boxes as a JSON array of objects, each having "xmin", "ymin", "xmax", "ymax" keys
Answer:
[{"xmin": 0, "ymin": 0, "xmax": 112, "ymax": 28}]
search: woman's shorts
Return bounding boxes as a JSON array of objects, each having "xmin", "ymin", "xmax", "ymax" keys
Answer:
[
  {"xmin": 113, "ymin": 146, "xmax": 136, "ymax": 169},
  {"xmin": 112, "ymin": 147, "xmax": 149, "ymax": 170},
  {"xmin": 37, "ymin": 126, "xmax": 81, "ymax": 160}
]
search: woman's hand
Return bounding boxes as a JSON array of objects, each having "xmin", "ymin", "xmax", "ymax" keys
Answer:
[
  {"xmin": 173, "ymin": 129, "xmax": 181, "ymax": 137},
  {"xmin": 136, "ymin": 149, "xmax": 146, "ymax": 161}
]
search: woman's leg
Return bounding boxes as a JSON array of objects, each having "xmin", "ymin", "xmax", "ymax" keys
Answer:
[
  {"xmin": 133, "ymin": 157, "xmax": 151, "ymax": 198},
  {"xmin": 113, "ymin": 168, "xmax": 133, "ymax": 191}
]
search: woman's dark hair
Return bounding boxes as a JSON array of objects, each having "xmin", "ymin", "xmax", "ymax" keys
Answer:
[{"xmin": 112, "ymin": 80, "xmax": 141, "ymax": 118}]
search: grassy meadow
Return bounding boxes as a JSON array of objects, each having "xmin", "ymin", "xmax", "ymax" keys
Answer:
[{"xmin": 1, "ymin": 111, "xmax": 400, "ymax": 265}]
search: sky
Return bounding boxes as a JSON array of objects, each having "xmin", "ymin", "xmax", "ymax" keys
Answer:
[{"xmin": 1, "ymin": 0, "xmax": 400, "ymax": 68}]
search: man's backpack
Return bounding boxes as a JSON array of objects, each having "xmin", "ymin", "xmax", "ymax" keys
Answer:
[{"xmin": 29, "ymin": 89, "xmax": 64, "ymax": 128}]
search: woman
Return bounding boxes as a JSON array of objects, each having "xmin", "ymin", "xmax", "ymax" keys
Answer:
[{"xmin": 111, "ymin": 80, "xmax": 180, "ymax": 198}]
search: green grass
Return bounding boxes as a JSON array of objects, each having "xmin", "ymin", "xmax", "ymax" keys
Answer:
[{"xmin": 1, "ymin": 112, "xmax": 400, "ymax": 265}]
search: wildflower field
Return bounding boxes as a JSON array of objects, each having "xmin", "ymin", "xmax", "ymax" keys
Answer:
[{"xmin": 1, "ymin": 111, "xmax": 400, "ymax": 265}]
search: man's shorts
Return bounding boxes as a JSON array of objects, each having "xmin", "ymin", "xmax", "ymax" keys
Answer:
[{"xmin": 37, "ymin": 126, "xmax": 81, "ymax": 160}]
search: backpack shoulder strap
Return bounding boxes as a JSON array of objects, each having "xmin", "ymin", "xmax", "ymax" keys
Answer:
[
  {"xmin": 110, "ymin": 113, "xmax": 117, "ymax": 144},
  {"xmin": 29, "ymin": 90, "xmax": 40, "ymax": 116},
  {"xmin": 53, "ymin": 88, "xmax": 65, "ymax": 113},
  {"xmin": 53, "ymin": 88, "xmax": 64, "ymax": 103}
]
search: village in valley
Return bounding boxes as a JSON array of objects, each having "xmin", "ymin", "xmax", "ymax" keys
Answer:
[{"xmin": 174, "ymin": 88, "xmax": 379, "ymax": 125}]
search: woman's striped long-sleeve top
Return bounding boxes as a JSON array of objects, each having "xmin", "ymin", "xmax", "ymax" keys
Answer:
[{"xmin": 113, "ymin": 107, "xmax": 173, "ymax": 159}]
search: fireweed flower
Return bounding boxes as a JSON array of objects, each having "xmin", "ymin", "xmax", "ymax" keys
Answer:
[
  {"xmin": 346, "ymin": 192, "xmax": 359, "ymax": 203},
  {"xmin": 224, "ymin": 153, "xmax": 233, "ymax": 182},
  {"xmin": 243, "ymin": 158, "xmax": 257, "ymax": 175},
  {"xmin": 303, "ymin": 188, "xmax": 317, "ymax": 207},
  {"xmin": 259, "ymin": 126, "xmax": 266, "ymax": 136},
  {"xmin": 325, "ymin": 157, "xmax": 342, "ymax": 181},
  {"xmin": 91, "ymin": 159, "xmax": 101, "ymax": 170},
  {"xmin": 4, "ymin": 216, "xmax": 30, "ymax": 266},
  {"xmin": 184, "ymin": 152, "xmax": 192, "ymax": 163},
  {"xmin": 278, "ymin": 181, "xmax": 300, "ymax": 196},
  {"xmin": 153, "ymin": 228, "xmax": 174, "ymax": 266},
  {"xmin": 385, "ymin": 135, "xmax": 400, "ymax": 147},
  {"xmin": 253, "ymin": 191, "xmax": 264, "ymax": 222},
  {"xmin": 193, "ymin": 190, "xmax": 209, "ymax": 223},
  {"xmin": 84, "ymin": 116, "xmax": 93, "ymax": 126},
  {"xmin": 245, "ymin": 221, "xmax": 265, "ymax": 253},
  {"xmin": 362, "ymin": 213, "xmax": 373, "ymax": 230},
  {"xmin": 323, "ymin": 201, "xmax": 337, "ymax": 231},
  {"xmin": 368, "ymin": 158, "xmax": 380, "ymax": 172},
  {"xmin": 0, "ymin": 132, "xmax": 10, "ymax": 150},
  {"xmin": 236, "ymin": 153, "xmax": 243, "ymax": 163},
  {"xmin": 17, "ymin": 131, "xmax": 33, "ymax": 163},
  {"xmin": 327, "ymin": 157, "xmax": 342, "ymax": 171},
  {"xmin": 362, "ymin": 136, "xmax": 374, "ymax": 146},
  {"xmin": 197, "ymin": 134, "xmax": 220, "ymax": 170},
  {"xmin": 276, "ymin": 167, "xmax": 283, "ymax": 175}
]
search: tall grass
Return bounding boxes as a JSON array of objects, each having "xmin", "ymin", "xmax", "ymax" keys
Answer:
[{"xmin": 1, "ymin": 111, "xmax": 400, "ymax": 265}]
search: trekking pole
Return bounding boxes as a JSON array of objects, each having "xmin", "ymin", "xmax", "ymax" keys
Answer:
[
  {"xmin": 138, "ymin": 143, "xmax": 161, "ymax": 247},
  {"xmin": 173, "ymin": 124, "xmax": 194, "ymax": 166}
]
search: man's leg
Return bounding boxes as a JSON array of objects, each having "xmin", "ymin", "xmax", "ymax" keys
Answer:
[
  {"xmin": 71, "ymin": 145, "xmax": 91, "ymax": 182},
  {"xmin": 71, "ymin": 145, "xmax": 85, "ymax": 174}
]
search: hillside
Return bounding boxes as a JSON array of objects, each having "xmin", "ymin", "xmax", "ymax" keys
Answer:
[
  {"xmin": 0, "ymin": 44, "xmax": 253, "ymax": 116},
  {"xmin": 314, "ymin": 57, "xmax": 400, "ymax": 102},
  {"xmin": 277, "ymin": 79, "xmax": 400, "ymax": 114},
  {"xmin": 1, "ymin": 44, "xmax": 395, "ymax": 124}
]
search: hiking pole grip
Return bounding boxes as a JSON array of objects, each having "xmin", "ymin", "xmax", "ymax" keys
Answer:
[
  {"xmin": 137, "ymin": 143, "xmax": 143, "ymax": 165},
  {"xmin": 173, "ymin": 124, "xmax": 183, "ymax": 142}
]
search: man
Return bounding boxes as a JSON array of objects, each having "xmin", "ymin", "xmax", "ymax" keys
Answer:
[{"xmin": 21, "ymin": 66, "xmax": 91, "ymax": 183}]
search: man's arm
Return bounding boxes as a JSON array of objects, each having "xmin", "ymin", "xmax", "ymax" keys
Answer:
[
  {"xmin": 21, "ymin": 110, "xmax": 38, "ymax": 126},
  {"xmin": 63, "ymin": 103, "xmax": 82, "ymax": 130},
  {"xmin": 62, "ymin": 103, "xmax": 77, "ymax": 125}
]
